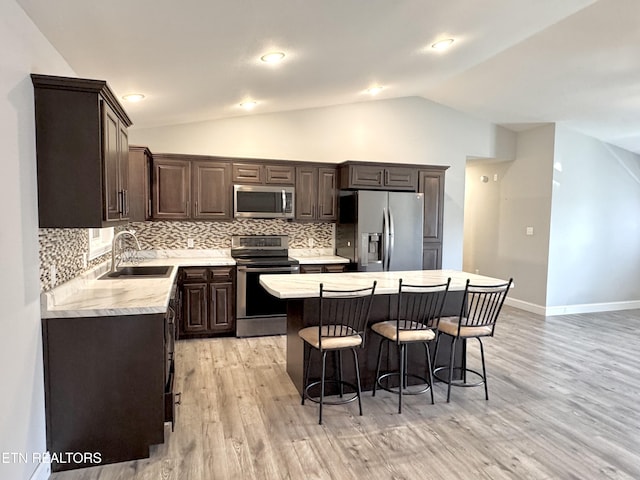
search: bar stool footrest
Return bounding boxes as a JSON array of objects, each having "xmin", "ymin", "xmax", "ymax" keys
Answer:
[
  {"xmin": 433, "ymin": 366, "xmax": 485, "ymax": 388},
  {"xmin": 376, "ymin": 372, "xmax": 432, "ymax": 396},
  {"xmin": 304, "ymin": 379, "xmax": 360, "ymax": 406}
]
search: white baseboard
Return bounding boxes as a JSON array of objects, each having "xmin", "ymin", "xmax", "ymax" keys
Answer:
[
  {"xmin": 30, "ymin": 460, "xmax": 51, "ymax": 480},
  {"xmin": 506, "ymin": 297, "xmax": 640, "ymax": 317}
]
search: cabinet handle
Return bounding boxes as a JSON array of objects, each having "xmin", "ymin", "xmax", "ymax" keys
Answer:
[
  {"xmin": 123, "ymin": 189, "xmax": 128, "ymax": 216},
  {"xmin": 118, "ymin": 190, "xmax": 124, "ymax": 214},
  {"xmin": 148, "ymin": 199, "xmax": 152, "ymax": 217},
  {"xmin": 195, "ymin": 200, "xmax": 198, "ymax": 215}
]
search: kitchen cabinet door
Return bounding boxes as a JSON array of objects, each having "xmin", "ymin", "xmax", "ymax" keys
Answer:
[
  {"xmin": 31, "ymin": 74, "xmax": 133, "ymax": 227},
  {"xmin": 208, "ymin": 282, "xmax": 234, "ymax": 333},
  {"xmin": 180, "ymin": 283, "xmax": 209, "ymax": 336},
  {"xmin": 193, "ymin": 161, "xmax": 231, "ymax": 219},
  {"xmin": 295, "ymin": 167, "xmax": 318, "ymax": 220},
  {"xmin": 317, "ymin": 167, "xmax": 337, "ymax": 220},
  {"xmin": 128, "ymin": 146, "xmax": 153, "ymax": 221},
  {"xmin": 153, "ymin": 157, "xmax": 191, "ymax": 219},
  {"xmin": 418, "ymin": 169, "xmax": 446, "ymax": 241},
  {"xmin": 338, "ymin": 162, "xmax": 417, "ymax": 191},
  {"xmin": 295, "ymin": 165, "xmax": 337, "ymax": 221}
]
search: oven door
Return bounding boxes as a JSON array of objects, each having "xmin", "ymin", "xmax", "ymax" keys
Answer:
[{"xmin": 236, "ymin": 264, "xmax": 299, "ymax": 337}]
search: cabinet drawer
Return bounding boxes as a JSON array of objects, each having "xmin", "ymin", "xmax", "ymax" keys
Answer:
[
  {"xmin": 300, "ymin": 265, "xmax": 323, "ymax": 274},
  {"xmin": 232, "ymin": 163, "xmax": 263, "ymax": 184},
  {"xmin": 350, "ymin": 165, "xmax": 384, "ymax": 188},
  {"xmin": 181, "ymin": 267, "xmax": 209, "ymax": 281},
  {"xmin": 385, "ymin": 167, "xmax": 417, "ymax": 189},
  {"xmin": 265, "ymin": 165, "xmax": 295, "ymax": 185},
  {"xmin": 210, "ymin": 267, "xmax": 234, "ymax": 282},
  {"xmin": 324, "ymin": 264, "xmax": 346, "ymax": 273}
]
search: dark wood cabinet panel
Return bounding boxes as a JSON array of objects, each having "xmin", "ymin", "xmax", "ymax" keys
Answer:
[
  {"xmin": 128, "ymin": 146, "xmax": 153, "ymax": 222},
  {"xmin": 232, "ymin": 163, "xmax": 263, "ymax": 184},
  {"xmin": 31, "ymin": 74, "xmax": 132, "ymax": 227},
  {"xmin": 317, "ymin": 168, "xmax": 337, "ymax": 220},
  {"xmin": 265, "ymin": 164, "xmax": 295, "ymax": 185},
  {"xmin": 193, "ymin": 161, "xmax": 231, "ymax": 219},
  {"xmin": 295, "ymin": 166, "xmax": 337, "ymax": 221},
  {"xmin": 232, "ymin": 162, "xmax": 295, "ymax": 186},
  {"xmin": 339, "ymin": 162, "xmax": 417, "ymax": 191},
  {"xmin": 422, "ymin": 242, "xmax": 442, "ymax": 270},
  {"xmin": 154, "ymin": 156, "xmax": 231, "ymax": 220},
  {"xmin": 181, "ymin": 283, "xmax": 209, "ymax": 335},
  {"xmin": 153, "ymin": 157, "xmax": 191, "ymax": 219},
  {"xmin": 42, "ymin": 313, "xmax": 165, "ymax": 471},
  {"xmin": 179, "ymin": 266, "xmax": 236, "ymax": 338},
  {"xmin": 300, "ymin": 263, "xmax": 347, "ymax": 274},
  {"xmin": 418, "ymin": 169, "xmax": 446, "ymax": 241},
  {"xmin": 209, "ymin": 282, "xmax": 234, "ymax": 332},
  {"xmin": 295, "ymin": 167, "xmax": 317, "ymax": 220}
]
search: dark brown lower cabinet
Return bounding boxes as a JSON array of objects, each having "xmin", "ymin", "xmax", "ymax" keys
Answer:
[
  {"xmin": 422, "ymin": 241, "xmax": 443, "ymax": 270},
  {"xmin": 300, "ymin": 263, "xmax": 348, "ymax": 274},
  {"xmin": 42, "ymin": 312, "xmax": 173, "ymax": 472},
  {"xmin": 178, "ymin": 266, "xmax": 235, "ymax": 338}
]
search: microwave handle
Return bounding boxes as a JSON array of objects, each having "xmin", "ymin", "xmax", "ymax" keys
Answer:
[{"xmin": 282, "ymin": 189, "xmax": 286, "ymax": 211}]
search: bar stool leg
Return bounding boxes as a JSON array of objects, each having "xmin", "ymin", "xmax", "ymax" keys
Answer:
[
  {"xmin": 302, "ymin": 346, "xmax": 311, "ymax": 405},
  {"xmin": 320, "ymin": 350, "xmax": 327, "ymax": 425},
  {"xmin": 373, "ymin": 338, "xmax": 384, "ymax": 397},
  {"xmin": 337, "ymin": 350, "xmax": 344, "ymax": 398},
  {"xmin": 351, "ymin": 348, "xmax": 363, "ymax": 416},
  {"xmin": 478, "ymin": 338, "xmax": 489, "ymax": 400},
  {"xmin": 447, "ymin": 337, "xmax": 457, "ymax": 403},
  {"xmin": 424, "ymin": 342, "xmax": 435, "ymax": 405},
  {"xmin": 398, "ymin": 344, "xmax": 405, "ymax": 414}
]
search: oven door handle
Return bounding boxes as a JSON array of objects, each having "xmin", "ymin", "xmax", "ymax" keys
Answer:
[{"xmin": 237, "ymin": 265, "xmax": 300, "ymax": 273}]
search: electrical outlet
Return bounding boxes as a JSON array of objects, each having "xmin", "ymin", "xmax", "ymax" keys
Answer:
[
  {"xmin": 50, "ymin": 265, "xmax": 57, "ymax": 288},
  {"xmin": 526, "ymin": 226, "xmax": 534, "ymax": 236},
  {"xmin": 82, "ymin": 253, "xmax": 88, "ymax": 269},
  {"xmin": 308, "ymin": 238, "xmax": 314, "ymax": 248},
  {"xmin": 187, "ymin": 238, "xmax": 194, "ymax": 248}
]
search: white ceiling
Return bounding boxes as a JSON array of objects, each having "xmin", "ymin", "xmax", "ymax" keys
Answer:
[{"xmin": 17, "ymin": 0, "xmax": 640, "ymax": 154}]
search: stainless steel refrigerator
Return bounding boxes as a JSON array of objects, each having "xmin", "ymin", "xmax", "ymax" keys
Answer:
[{"xmin": 336, "ymin": 190, "xmax": 424, "ymax": 271}]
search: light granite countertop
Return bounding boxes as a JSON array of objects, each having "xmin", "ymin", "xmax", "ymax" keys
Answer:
[
  {"xmin": 259, "ymin": 269, "xmax": 510, "ymax": 299},
  {"xmin": 41, "ymin": 249, "xmax": 350, "ymax": 319},
  {"xmin": 41, "ymin": 250, "xmax": 235, "ymax": 319}
]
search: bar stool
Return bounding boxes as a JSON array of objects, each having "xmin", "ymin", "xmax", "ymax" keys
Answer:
[
  {"xmin": 433, "ymin": 278, "xmax": 513, "ymax": 402},
  {"xmin": 298, "ymin": 281, "xmax": 377, "ymax": 424},
  {"xmin": 371, "ymin": 278, "xmax": 450, "ymax": 413}
]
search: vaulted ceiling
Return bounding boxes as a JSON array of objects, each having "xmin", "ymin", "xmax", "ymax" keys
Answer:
[{"xmin": 17, "ymin": 0, "xmax": 640, "ymax": 154}]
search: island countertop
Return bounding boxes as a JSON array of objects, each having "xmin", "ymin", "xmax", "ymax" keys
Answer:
[{"xmin": 259, "ymin": 269, "xmax": 509, "ymax": 299}]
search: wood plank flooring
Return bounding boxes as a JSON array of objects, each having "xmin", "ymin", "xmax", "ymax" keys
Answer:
[{"xmin": 51, "ymin": 306, "xmax": 640, "ymax": 479}]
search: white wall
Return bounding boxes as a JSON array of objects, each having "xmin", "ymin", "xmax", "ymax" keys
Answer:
[
  {"xmin": 547, "ymin": 127, "xmax": 640, "ymax": 311},
  {"xmin": 1, "ymin": 2, "xmax": 75, "ymax": 479},
  {"xmin": 463, "ymin": 124, "xmax": 555, "ymax": 309},
  {"xmin": 131, "ymin": 97, "xmax": 516, "ymax": 268}
]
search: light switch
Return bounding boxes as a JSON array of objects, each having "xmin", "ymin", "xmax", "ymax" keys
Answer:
[
  {"xmin": 526, "ymin": 226, "xmax": 534, "ymax": 236},
  {"xmin": 187, "ymin": 238, "xmax": 194, "ymax": 248}
]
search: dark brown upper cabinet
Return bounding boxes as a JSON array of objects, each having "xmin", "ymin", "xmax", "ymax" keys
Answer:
[
  {"xmin": 31, "ymin": 74, "xmax": 133, "ymax": 227},
  {"xmin": 153, "ymin": 154, "xmax": 231, "ymax": 220},
  {"xmin": 338, "ymin": 162, "xmax": 417, "ymax": 191},
  {"xmin": 295, "ymin": 166, "xmax": 337, "ymax": 221},
  {"xmin": 128, "ymin": 146, "xmax": 153, "ymax": 222},
  {"xmin": 232, "ymin": 162, "xmax": 295, "ymax": 185}
]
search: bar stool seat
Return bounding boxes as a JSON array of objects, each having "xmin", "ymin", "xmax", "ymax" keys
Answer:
[
  {"xmin": 299, "ymin": 325, "xmax": 362, "ymax": 349},
  {"xmin": 371, "ymin": 321, "xmax": 436, "ymax": 342}
]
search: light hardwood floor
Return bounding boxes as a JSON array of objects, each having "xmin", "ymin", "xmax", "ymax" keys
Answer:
[{"xmin": 51, "ymin": 306, "xmax": 640, "ymax": 479}]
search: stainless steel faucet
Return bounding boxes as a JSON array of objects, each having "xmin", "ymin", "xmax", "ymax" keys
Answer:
[{"xmin": 111, "ymin": 230, "xmax": 142, "ymax": 272}]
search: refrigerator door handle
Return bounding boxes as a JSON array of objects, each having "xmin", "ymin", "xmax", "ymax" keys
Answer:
[
  {"xmin": 382, "ymin": 207, "xmax": 389, "ymax": 271},
  {"xmin": 388, "ymin": 207, "xmax": 395, "ymax": 270}
]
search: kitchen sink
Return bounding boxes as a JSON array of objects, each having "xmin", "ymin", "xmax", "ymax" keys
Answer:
[{"xmin": 99, "ymin": 265, "xmax": 173, "ymax": 279}]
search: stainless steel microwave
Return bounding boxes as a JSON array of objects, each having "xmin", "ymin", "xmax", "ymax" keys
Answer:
[{"xmin": 233, "ymin": 185, "xmax": 295, "ymax": 219}]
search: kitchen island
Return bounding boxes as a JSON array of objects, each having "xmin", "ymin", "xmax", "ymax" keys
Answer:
[{"xmin": 260, "ymin": 269, "xmax": 509, "ymax": 394}]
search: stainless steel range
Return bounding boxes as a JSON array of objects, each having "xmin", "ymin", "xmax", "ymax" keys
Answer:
[{"xmin": 232, "ymin": 235, "xmax": 300, "ymax": 337}]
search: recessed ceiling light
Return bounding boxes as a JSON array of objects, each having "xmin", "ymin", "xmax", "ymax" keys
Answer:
[
  {"xmin": 240, "ymin": 101, "xmax": 257, "ymax": 110},
  {"xmin": 367, "ymin": 86, "xmax": 384, "ymax": 95},
  {"xmin": 431, "ymin": 38, "xmax": 455, "ymax": 51},
  {"xmin": 260, "ymin": 51, "xmax": 286, "ymax": 63},
  {"xmin": 122, "ymin": 93, "xmax": 145, "ymax": 102}
]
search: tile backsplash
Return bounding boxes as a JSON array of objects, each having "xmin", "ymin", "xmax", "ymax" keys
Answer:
[{"xmin": 39, "ymin": 219, "xmax": 334, "ymax": 292}]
